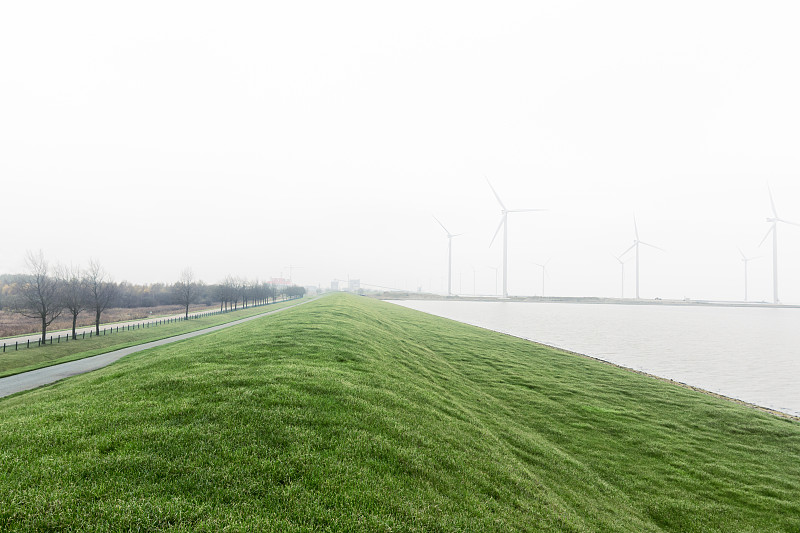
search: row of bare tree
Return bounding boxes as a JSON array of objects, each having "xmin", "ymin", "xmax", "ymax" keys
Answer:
[
  {"xmin": 2, "ymin": 252, "xmax": 305, "ymax": 344},
  {"xmin": 5, "ymin": 252, "xmax": 117, "ymax": 343},
  {"xmin": 213, "ymin": 275, "xmax": 283, "ymax": 313}
]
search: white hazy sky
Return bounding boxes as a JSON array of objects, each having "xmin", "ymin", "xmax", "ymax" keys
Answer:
[{"xmin": 2, "ymin": 1, "xmax": 800, "ymax": 302}]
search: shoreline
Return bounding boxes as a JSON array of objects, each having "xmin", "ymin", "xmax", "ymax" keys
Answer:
[
  {"xmin": 376, "ymin": 293, "xmax": 800, "ymax": 309},
  {"xmin": 385, "ymin": 300, "xmax": 800, "ymax": 422}
]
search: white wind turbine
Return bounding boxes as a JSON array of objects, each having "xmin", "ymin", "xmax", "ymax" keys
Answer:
[
  {"xmin": 433, "ymin": 215, "xmax": 462, "ymax": 296},
  {"xmin": 738, "ymin": 248, "xmax": 759, "ymax": 302},
  {"xmin": 620, "ymin": 216, "xmax": 664, "ymax": 299},
  {"xmin": 760, "ymin": 185, "xmax": 799, "ymax": 304},
  {"xmin": 533, "ymin": 259, "xmax": 550, "ymax": 297},
  {"xmin": 487, "ymin": 179, "xmax": 545, "ymax": 298},
  {"xmin": 613, "ymin": 253, "xmax": 626, "ymax": 299}
]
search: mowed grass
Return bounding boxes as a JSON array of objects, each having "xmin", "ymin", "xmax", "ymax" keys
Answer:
[
  {"xmin": 0, "ymin": 298, "xmax": 304, "ymax": 378},
  {"xmin": 1, "ymin": 294, "xmax": 798, "ymax": 531}
]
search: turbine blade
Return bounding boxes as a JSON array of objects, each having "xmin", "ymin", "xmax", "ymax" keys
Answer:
[
  {"xmin": 620, "ymin": 243, "xmax": 636, "ymax": 257},
  {"xmin": 759, "ymin": 225, "xmax": 774, "ymax": 247},
  {"xmin": 738, "ymin": 247, "xmax": 746, "ymax": 260},
  {"xmin": 489, "ymin": 216, "xmax": 505, "ymax": 247},
  {"xmin": 486, "ymin": 178, "xmax": 507, "ymax": 211},
  {"xmin": 507, "ymin": 208, "xmax": 547, "ymax": 213},
  {"xmin": 634, "ymin": 215, "xmax": 639, "ymax": 241},
  {"xmin": 768, "ymin": 184, "xmax": 778, "ymax": 218},
  {"xmin": 640, "ymin": 241, "xmax": 665, "ymax": 252},
  {"xmin": 432, "ymin": 215, "xmax": 450, "ymax": 235},
  {"xmin": 778, "ymin": 218, "xmax": 800, "ymax": 227}
]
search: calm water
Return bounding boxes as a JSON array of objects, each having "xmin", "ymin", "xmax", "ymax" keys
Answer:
[{"xmin": 389, "ymin": 300, "xmax": 800, "ymax": 417}]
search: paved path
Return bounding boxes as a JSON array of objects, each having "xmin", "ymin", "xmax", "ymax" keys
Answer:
[
  {"xmin": 1, "ymin": 301, "xmax": 294, "ymax": 347},
  {"xmin": 0, "ymin": 298, "xmax": 312, "ymax": 399}
]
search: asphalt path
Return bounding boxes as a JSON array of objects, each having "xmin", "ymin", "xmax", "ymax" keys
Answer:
[
  {"xmin": 0, "ymin": 302, "xmax": 283, "ymax": 347},
  {"xmin": 0, "ymin": 298, "xmax": 312, "ymax": 399}
]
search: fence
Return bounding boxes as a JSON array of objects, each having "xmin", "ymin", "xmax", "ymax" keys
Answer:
[{"xmin": 1, "ymin": 296, "xmax": 301, "ymax": 354}]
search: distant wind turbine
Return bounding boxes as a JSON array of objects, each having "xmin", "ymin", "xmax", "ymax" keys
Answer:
[
  {"xmin": 620, "ymin": 216, "xmax": 664, "ymax": 299},
  {"xmin": 487, "ymin": 179, "xmax": 545, "ymax": 298},
  {"xmin": 433, "ymin": 215, "xmax": 462, "ymax": 296},
  {"xmin": 613, "ymin": 253, "xmax": 626, "ymax": 299},
  {"xmin": 738, "ymin": 248, "xmax": 759, "ymax": 302},
  {"xmin": 533, "ymin": 259, "xmax": 550, "ymax": 297},
  {"xmin": 759, "ymin": 185, "xmax": 799, "ymax": 304}
]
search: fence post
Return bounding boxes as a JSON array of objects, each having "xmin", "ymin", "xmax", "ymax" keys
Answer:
[{"xmin": 27, "ymin": 339, "xmax": 30, "ymax": 348}]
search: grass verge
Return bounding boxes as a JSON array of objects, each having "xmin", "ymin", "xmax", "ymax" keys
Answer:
[
  {"xmin": 0, "ymin": 298, "xmax": 304, "ymax": 378},
  {"xmin": 0, "ymin": 293, "xmax": 798, "ymax": 531}
]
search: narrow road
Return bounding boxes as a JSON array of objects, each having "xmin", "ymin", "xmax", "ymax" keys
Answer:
[{"xmin": 0, "ymin": 298, "xmax": 312, "ymax": 399}]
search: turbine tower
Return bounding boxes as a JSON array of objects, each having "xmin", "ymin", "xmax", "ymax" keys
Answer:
[
  {"xmin": 620, "ymin": 216, "xmax": 663, "ymax": 299},
  {"xmin": 433, "ymin": 216, "xmax": 462, "ymax": 296},
  {"xmin": 738, "ymin": 248, "xmax": 759, "ymax": 302},
  {"xmin": 760, "ymin": 185, "xmax": 799, "ymax": 304},
  {"xmin": 533, "ymin": 259, "xmax": 550, "ymax": 297},
  {"xmin": 487, "ymin": 179, "xmax": 545, "ymax": 298},
  {"xmin": 614, "ymin": 254, "xmax": 626, "ymax": 299}
]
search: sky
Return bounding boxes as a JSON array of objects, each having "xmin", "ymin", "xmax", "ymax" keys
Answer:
[{"xmin": 2, "ymin": 1, "xmax": 800, "ymax": 302}]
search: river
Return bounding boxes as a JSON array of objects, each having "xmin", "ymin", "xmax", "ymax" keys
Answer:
[{"xmin": 388, "ymin": 300, "xmax": 800, "ymax": 417}]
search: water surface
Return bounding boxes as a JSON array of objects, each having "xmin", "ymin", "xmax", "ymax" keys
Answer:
[{"xmin": 389, "ymin": 300, "xmax": 800, "ymax": 417}]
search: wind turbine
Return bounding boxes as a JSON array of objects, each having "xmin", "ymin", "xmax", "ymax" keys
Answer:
[
  {"xmin": 738, "ymin": 248, "xmax": 759, "ymax": 302},
  {"xmin": 533, "ymin": 259, "xmax": 550, "ymax": 297},
  {"xmin": 487, "ymin": 179, "xmax": 545, "ymax": 298},
  {"xmin": 433, "ymin": 215, "xmax": 462, "ymax": 296},
  {"xmin": 759, "ymin": 185, "xmax": 799, "ymax": 304},
  {"xmin": 620, "ymin": 216, "xmax": 663, "ymax": 299},
  {"xmin": 613, "ymin": 253, "xmax": 626, "ymax": 299}
]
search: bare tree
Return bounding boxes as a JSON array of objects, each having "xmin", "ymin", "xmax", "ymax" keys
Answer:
[
  {"xmin": 174, "ymin": 267, "xmax": 202, "ymax": 319},
  {"xmin": 86, "ymin": 259, "xmax": 117, "ymax": 335},
  {"xmin": 10, "ymin": 251, "xmax": 64, "ymax": 343},
  {"xmin": 225, "ymin": 275, "xmax": 241, "ymax": 310},
  {"xmin": 214, "ymin": 282, "xmax": 228, "ymax": 312},
  {"xmin": 59, "ymin": 264, "xmax": 89, "ymax": 340}
]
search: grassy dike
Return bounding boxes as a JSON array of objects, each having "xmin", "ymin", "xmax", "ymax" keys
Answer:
[
  {"xmin": 0, "ymin": 299, "xmax": 304, "ymax": 378},
  {"xmin": 0, "ymin": 293, "xmax": 798, "ymax": 531}
]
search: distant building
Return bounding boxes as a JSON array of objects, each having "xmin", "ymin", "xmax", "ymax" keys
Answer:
[
  {"xmin": 270, "ymin": 277, "xmax": 290, "ymax": 289},
  {"xmin": 348, "ymin": 279, "xmax": 360, "ymax": 292},
  {"xmin": 331, "ymin": 280, "xmax": 339, "ymax": 291}
]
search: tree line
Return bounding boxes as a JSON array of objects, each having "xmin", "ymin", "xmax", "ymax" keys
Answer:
[{"xmin": 0, "ymin": 251, "xmax": 305, "ymax": 343}]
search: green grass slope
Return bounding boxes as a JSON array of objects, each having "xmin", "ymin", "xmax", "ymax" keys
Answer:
[{"xmin": 1, "ymin": 294, "xmax": 798, "ymax": 531}]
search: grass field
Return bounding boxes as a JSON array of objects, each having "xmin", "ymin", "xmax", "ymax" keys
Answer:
[
  {"xmin": 0, "ymin": 303, "xmax": 219, "ymax": 339},
  {"xmin": 0, "ymin": 298, "xmax": 304, "ymax": 378},
  {"xmin": 1, "ymin": 293, "xmax": 798, "ymax": 531}
]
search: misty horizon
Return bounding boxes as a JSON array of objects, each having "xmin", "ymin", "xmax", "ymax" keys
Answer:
[{"xmin": 2, "ymin": 2, "xmax": 800, "ymax": 302}]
